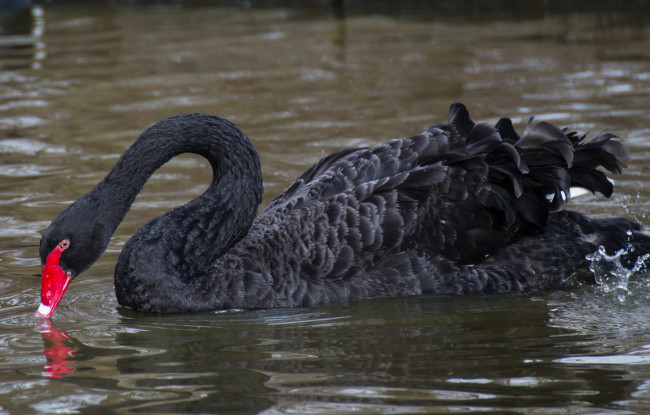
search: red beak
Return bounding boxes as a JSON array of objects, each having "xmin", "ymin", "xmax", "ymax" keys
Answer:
[{"xmin": 35, "ymin": 240, "xmax": 72, "ymax": 319}]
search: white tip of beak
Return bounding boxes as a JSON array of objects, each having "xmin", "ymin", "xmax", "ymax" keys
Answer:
[{"xmin": 35, "ymin": 303, "xmax": 52, "ymax": 319}]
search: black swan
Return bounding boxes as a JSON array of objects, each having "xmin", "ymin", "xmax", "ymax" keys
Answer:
[{"xmin": 36, "ymin": 104, "xmax": 650, "ymax": 318}]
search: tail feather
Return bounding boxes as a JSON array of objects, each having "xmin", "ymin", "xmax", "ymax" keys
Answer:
[
  {"xmin": 569, "ymin": 131, "xmax": 628, "ymax": 174},
  {"xmin": 568, "ymin": 167, "xmax": 614, "ymax": 197},
  {"xmin": 495, "ymin": 117, "xmax": 520, "ymax": 143},
  {"xmin": 448, "ymin": 103, "xmax": 475, "ymax": 138},
  {"xmin": 446, "ymin": 103, "xmax": 629, "ymax": 234},
  {"xmin": 519, "ymin": 121, "xmax": 575, "ymax": 168}
]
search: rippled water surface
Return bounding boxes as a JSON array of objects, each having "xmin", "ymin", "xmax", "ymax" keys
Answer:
[{"xmin": 1, "ymin": 1, "xmax": 650, "ymax": 413}]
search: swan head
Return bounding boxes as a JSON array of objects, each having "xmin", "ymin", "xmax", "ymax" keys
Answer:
[{"xmin": 36, "ymin": 204, "xmax": 112, "ymax": 319}]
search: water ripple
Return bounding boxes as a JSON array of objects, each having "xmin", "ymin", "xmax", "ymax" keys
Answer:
[
  {"xmin": 558, "ymin": 354, "xmax": 650, "ymax": 365},
  {"xmin": 0, "ymin": 116, "xmax": 48, "ymax": 129},
  {"xmin": 0, "ymin": 164, "xmax": 61, "ymax": 177},
  {"xmin": 0, "ymin": 139, "xmax": 66, "ymax": 155}
]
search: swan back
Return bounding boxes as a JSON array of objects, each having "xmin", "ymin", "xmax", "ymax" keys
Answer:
[{"xmin": 201, "ymin": 104, "xmax": 627, "ymax": 309}]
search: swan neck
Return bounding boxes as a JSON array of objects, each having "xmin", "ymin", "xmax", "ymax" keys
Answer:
[
  {"xmin": 53, "ymin": 114, "xmax": 262, "ymax": 281},
  {"xmin": 106, "ymin": 114, "xmax": 262, "ymax": 226}
]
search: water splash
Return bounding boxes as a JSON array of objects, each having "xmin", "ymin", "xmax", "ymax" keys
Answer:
[{"xmin": 586, "ymin": 238, "xmax": 650, "ymax": 302}]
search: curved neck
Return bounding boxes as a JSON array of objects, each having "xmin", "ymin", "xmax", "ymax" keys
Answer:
[
  {"xmin": 101, "ymin": 114, "xmax": 262, "ymax": 237},
  {"xmin": 56, "ymin": 114, "xmax": 262, "ymax": 282}
]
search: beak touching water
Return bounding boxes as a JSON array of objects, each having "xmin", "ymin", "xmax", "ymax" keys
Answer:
[{"xmin": 35, "ymin": 240, "xmax": 72, "ymax": 319}]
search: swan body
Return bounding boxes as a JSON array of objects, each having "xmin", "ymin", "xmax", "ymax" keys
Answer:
[{"xmin": 37, "ymin": 104, "xmax": 650, "ymax": 317}]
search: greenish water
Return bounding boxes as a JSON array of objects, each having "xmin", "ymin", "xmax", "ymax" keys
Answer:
[{"xmin": 1, "ymin": 1, "xmax": 650, "ymax": 413}]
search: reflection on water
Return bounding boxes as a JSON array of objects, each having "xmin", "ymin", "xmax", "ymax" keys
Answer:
[
  {"xmin": 38, "ymin": 319, "xmax": 76, "ymax": 378},
  {"xmin": 24, "ymin": 295, "xmax": 650, "ymax": 413},
  {"xmin": 0, "ymin": 2, "xmax": 45, "ymax": 70},
  {"xmin": 0, "ymin": 1, "xmax": 649, "ymax": 413}
]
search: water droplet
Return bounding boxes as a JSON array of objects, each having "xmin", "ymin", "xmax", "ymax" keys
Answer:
[{"xmin": 586, "ymin": 241, "xmax": 650, "ymax": 302}]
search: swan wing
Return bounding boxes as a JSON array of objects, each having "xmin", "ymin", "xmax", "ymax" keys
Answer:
[{"xmin": 233, "ymin": 104, "xmax": 628, "ymax": 305}]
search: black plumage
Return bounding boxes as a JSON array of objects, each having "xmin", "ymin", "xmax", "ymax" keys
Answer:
[{"xmin": 39, "ymin": 104, "xmax": 650, "ymax": 314}]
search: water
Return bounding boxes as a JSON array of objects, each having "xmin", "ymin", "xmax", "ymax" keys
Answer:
[
  {"xmin": 587, "ymin": 240, "xmax": 650, "ymax": 302},
  {"xmin": 1, "ymin": 1, "xmax": 650, "ymax": 413}
]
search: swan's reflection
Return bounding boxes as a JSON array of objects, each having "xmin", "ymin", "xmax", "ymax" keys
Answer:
[
  {"xmin": 38, "ymin": 319, "xmax": 77, "ymax": 378},
  {"xmin": 29, "ymin": 295, "xmax": 644, "ymax": 412}
]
